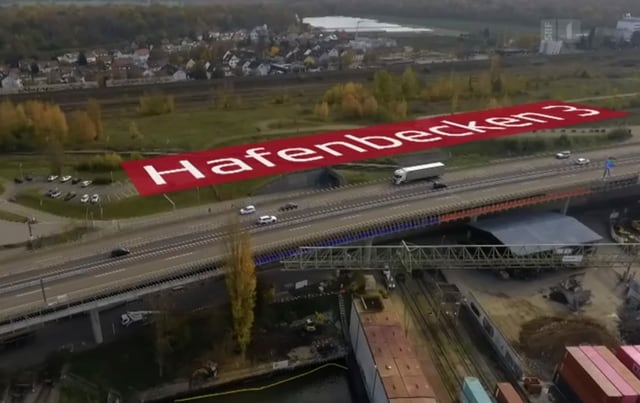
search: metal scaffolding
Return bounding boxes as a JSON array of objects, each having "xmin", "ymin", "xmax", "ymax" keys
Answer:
[{"xmin": 280, "ymin": 243, "xmax": 640, "ymax": 271}]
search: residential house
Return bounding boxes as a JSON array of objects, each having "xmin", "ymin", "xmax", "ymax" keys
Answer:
[
  {"xmin": 228, "ymin": 55, "xmax": 241, "ymax": 69},
  {"xmin": 185, "ymin": 59, "xmax": 197, "ymax": 70},
  {"xmin": 158, "ymin": 64, "xmax": 179, "ymax": 76},
  {"xmin": 133, "ymin": 49, "xmax": 150, "ymax": 66},
  {"xmin": 255, "ymin": 63, "xmax": 271, "ymax": 76},
  {"xmin": 241, "ymin": 60, "xmax": 260, "ymax": 76},
  {"xmin": 1, "ymin": 70, "xmax": 22, "ymax": 90},
  {"xmin": 172, "ymin": 69, "xmax": 187, "ymax": 81}
]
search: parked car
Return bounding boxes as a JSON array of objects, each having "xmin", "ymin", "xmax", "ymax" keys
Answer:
[
  {"xmin": 90, "ymin": 194, "xmax": 100, "ymax": 204},
  {"xmin": 47, "ymin": 175, "xmax": 58, "ymax": 182},
  {"xmin": 24, "ymin": 175, "xmax": 33, "ymax": 182},
  {"xmin": 256, "ymin": 215, "xmax": 277, "ymax": 225},
  {"xmin": 45, "ymin": 188, "xmax": 59, "ymax": 197},
  {"xmin": 556, "ymin": 150, "xmax": 571, "ymax": 159},
  {"xmin": 60, "ymin": 175, "xmax": 72, "ymax": 183},
  {"xmin": 80, "ymin": 180, "xmax": 92, "ymax": 188},
  {"xmin": 50, "ymin": 190, "xmax": 62, "ymax": 199},
  {"xmin": 13, "ymin": 177, "xmax": 23, "ymax": 184},
  {"xmin": 279, "ymin": 202, "xmax": 299, "ymax": 211},
  {"xmin": 80, "ymin": 194, "xmax": 90, "ymax": 204},
  {"xmin": 574, "ymin": 157, "xmax": 590, "ymax": 166},
  {"xmin": 71, "ymin": 178, "xmax": 81, "ymax": 184},
  {"xmin": 240, "ymin": 205, "xmax": 256, "ymax": 215},
  {"xmin": 63, "ymin": 192, "xmax": 77, "ymax": 201}
]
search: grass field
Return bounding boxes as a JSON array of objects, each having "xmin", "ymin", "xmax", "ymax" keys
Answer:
[{"xmin": 0, "ymin": 209, "xmax": 28, "ymax": 222}]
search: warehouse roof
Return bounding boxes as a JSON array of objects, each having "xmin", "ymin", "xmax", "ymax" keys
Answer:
[{"xmin": 468, "ymin": 212, "xmax": 602, "ymax": 256}]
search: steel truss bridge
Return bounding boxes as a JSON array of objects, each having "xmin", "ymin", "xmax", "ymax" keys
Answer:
[{"xmin": 281, "ymin": 243, "xmax": 640, "ymax": 271}]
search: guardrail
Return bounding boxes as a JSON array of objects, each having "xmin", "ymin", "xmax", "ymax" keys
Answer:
[{"xmin": 0, "ymin": 171, "xmax": 637, "ymax": 334}]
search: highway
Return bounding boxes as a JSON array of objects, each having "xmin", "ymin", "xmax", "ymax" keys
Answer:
[
  {"xmin": 1, "ymin": 156, "xmax": 639, "ymax": 321},
  {"xmin": 3, "ymin": 142, "xmax": 637, "ymax": 272}
]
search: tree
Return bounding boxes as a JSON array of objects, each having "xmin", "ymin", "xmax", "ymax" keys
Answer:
[
  {"xmin": 340, "ymin": 51, "xmax": 354, "ymax": 70},
  {"xmin": 400, "ymin": 67, "xmax": 420, "ymax": 99},
  {"xmin": 150, "ymin": 294, "xmax": 190, "ymax": 378},
  {"xmin": 67, "ymin": 111, "xmax": 97, "ymax": 143},
  {"xmin": 362, "ymin": 95, "xmax": 379, "ymax": 118},
  {"xmin": 224, "ymin": 215, "xmax": 257, "ymax": 356},
  {"xmin": 77, "ymin": 52, "xmax": 88, "ymax": 66},
  {"xmin": 314, "ymin": 101, "xmax": 330, "ymax": 121},
  {"xmin": 372, "ymin": 70, "xmax": 398, "ymax": 105},
  {"xmin": 85, "ymin": 99, "xmax": 103, "ymax": 139},
  {"xmin": 341, "ymin": 93, "xmax": 363, "ymax": 118}
]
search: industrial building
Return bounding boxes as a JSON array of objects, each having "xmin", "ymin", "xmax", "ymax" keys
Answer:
[
  {"xmin": 539, "ymin": 19, "xmax": 582, "ymax": 55},
  {"xmin": 616, "ymin": 14, "xmax": 640, "ymax": 41},
  {"xmin": 349, "ymin": 296, "xmax": 437, "ymax": 403},
  {"xmin": 467, "ymin": 212, "xmax": 603, "ymax": 257}
]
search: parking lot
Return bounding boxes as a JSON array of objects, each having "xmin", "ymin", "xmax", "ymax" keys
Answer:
[{"xmin": 12, "ymin": 174, "xmax": 139, "ymax": 204}]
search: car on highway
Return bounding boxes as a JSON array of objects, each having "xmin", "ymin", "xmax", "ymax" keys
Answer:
[
  {"xmin": 63, "ymin": 192, "xmax": 77, "ymax": 201},
  {"xmin": 80, "ymin": 180, "xmax": 92, "ymax": 188},
  {"xmin": 432, "ymin": 181, "xmax": 447, "ymax": 190},
  {"xmin": 90, "ymin": 194, "xmax": 100, "ymax": 204},
  {"xmin": 80, "ymin": 194, "xmax": 90, "ymax": 204},
  {"xmin": 574, "ymin": 157, "xmax": 590, "ymax": 165},
  {"xmin": 256, "ymin": 215, "xmax": 277, "ymax": 225},
  {"xmin": 279, "ymin": 202, "xmax": 299, "ymax": 211},
  {"xmin": 240, "ymin": 205, "xmax": 256, "ymax": 215},
  {"xmin": 60, "ymin": 175, "xmax": 72, "ymax": 183},
  {"xmin": 556, "ymin": 150, "xmax": 571, "ymax": 159},
  {"xmin": 111, "ymin": 247, "xmax": 130, "ymax": 258},
  {"xmin": 47, "ymin": 175, "xmax": 59, "ymax": 182}
]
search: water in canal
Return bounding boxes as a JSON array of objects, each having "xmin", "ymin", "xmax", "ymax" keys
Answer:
[{"xmin": 195, "ymin": 365, "xmax": 356, "ymax": 403}]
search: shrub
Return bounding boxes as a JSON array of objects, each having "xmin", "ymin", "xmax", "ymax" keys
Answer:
[
  {"xmin": 75, "ymin": 153, "xmax": 123, "ymax": 172},
  {"xmin": 138, "ymin": 93, "xmax": 175, "ymax": 116},
  {"xmin": 92, "ymin": 177, "xmax": 113, "ymax": 185}
]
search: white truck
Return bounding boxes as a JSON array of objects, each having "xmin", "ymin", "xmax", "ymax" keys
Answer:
[{"xmin": 393, "ymin": 162, "xmax": 445, "ymax": 185}]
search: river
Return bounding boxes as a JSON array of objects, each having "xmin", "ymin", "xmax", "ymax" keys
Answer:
[{"xmin": 196, "ymin": 365, "xmax": 356, "ymax": 403}]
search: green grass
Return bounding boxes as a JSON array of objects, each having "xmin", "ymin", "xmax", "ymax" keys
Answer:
[{"xmin": 0, "ymin": 209, "xmax": 28, "ymax": 223}]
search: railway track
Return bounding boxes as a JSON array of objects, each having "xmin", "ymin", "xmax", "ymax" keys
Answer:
[{"xmin": 400, "ymin": 275, "xmax": 500, "ymax": 401}]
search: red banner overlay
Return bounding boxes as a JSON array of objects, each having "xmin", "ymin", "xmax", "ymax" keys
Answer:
[{"xmin": 122, "ymin": 101, "xmax": 627, "ymax": 196}]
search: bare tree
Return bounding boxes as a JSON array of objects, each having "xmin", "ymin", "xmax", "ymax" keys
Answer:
[{"xmin": 223, "ymin": 214, "xmax": 257, "ymax": 356}]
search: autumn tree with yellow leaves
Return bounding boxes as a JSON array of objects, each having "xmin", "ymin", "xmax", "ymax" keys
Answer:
[{"xmin": 224, "ymin": 215, "xmax": 257, "ymax": 356}]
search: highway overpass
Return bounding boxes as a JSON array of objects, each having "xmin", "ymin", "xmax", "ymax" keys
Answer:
[{"xmin": 1, "ymin": 152, "xmax": 640, "ymax": 342}]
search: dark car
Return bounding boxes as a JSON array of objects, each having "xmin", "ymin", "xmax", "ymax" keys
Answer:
[
  {"xmin": 24, "ymin": 175, "xmax": 33, "ymax": 181},
  {"xmin": 110, "ymin": 247, "xmax": 131, "ymax": 258},
  {"xmin": 64, "ymin": 192, "xmax": 77, "ymax": 201},
  {"xmin": 432, "ymin": 182, "xmax": 447, "ymax": 190},
  {"xmin": 279, "ymin": 202, "xmax": 299, "ymax": 211},
  {"xmin": 71, "ymin": 178, "xmax": 81, "ymax": 184},
  {"xmin": 13, "ymin": 177, "xmax": 23, "ymax": 184}
]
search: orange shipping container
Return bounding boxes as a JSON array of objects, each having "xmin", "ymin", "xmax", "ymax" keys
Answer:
[
  {"xmin": 494, "ymin": 383, "xmax": 524, "ymax": 403},
  {"xmin": 560, "ymin": 347, "xmax": 622, "ymax": 403}
]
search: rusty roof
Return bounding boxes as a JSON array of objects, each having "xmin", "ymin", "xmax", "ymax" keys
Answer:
[{"xmin": 355, "ymin": 297, "xmax": 437, "ymax": 401}]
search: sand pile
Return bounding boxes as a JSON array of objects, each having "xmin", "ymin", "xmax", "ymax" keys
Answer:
[{"xmin": 519, "ymin": 316, "xmax": 618, "ymax": 365}]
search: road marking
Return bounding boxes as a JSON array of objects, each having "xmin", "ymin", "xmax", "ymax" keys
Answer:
[
  {"xmin": 290, "ymin": 225, "xmax": 311, "ymax": 232},
  {"xmin": 94, "ymin": 268, "xmax": 126, "ymax": 278},
  {"xmin": 340, "ymin": 214, "xmax": 361, "ymax": 220},
  {"xmin": 391, "ymin": 204, "xmax": 408, "ymax": 210},
  {"xmin": 35, "ymin": 257, "xmax": 62, "ymax": 265},
  {"xmin": 16, "ymin": 287, "xmax": 50, "ymax": 298},
  {"xmin": 164, "ymin": 252, "xmax": 194, "ymax": 261}
]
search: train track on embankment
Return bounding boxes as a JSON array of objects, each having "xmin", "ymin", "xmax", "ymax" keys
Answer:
[
  {"xmin": 2, "ymin": 50, "xmax": 636, "ymax": 112},
  {"xmin": 400, "ymin": 275, "xmax": 501, "ymax": 401}
]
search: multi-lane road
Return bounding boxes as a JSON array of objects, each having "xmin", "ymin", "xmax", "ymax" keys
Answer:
[{"xmin": 1, "ymin": 146, "xmax": 640, "ymax": 322}]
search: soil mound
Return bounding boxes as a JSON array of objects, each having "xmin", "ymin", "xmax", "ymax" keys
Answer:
[{"xmin": 519, "ymin": 316, "xmax": 618, "ymax": 365}]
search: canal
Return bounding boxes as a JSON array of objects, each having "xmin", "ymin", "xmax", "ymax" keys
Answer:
[{"xmin": 193, "ymin": 364, "xmax": 356, "ymax": 403}]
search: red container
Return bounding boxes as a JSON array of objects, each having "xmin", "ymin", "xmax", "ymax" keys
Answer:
[
  {"xmin": 494, "ymin": 382, "xmax": 524, "ymax": 403},
  {"xmin": 580, "ymin": 346, "xmax": 638, "ymax": 403},
  {"xmin": 559, "ymin": 346, "xmax": 622, "ymax": 403},
  {"xmin": 617, "ymin": 346, "xmax": 640, "ymax": 380},
  {"xmin": 596, "ymin": 346, "xmax": 640, "ymax": 398}
]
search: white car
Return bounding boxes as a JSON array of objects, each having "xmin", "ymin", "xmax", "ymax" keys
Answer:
[
  {"xmin": 574, "ymin": 157, "xmax": 590, "ymax": 165},
  {"xmin": 50, "ymin": 190, "xmax": 62, "ymax": 199},
  {"xmin": 256, "ymin": 215, "xmax": 277, "ymax": 225},
  {"xmin": 80, "ymin": 180, "xmax": 92, "ymax": 188},
  {"xmin": 80, "ymin": 194, "xmax": 90, "ymax": 204},
  {"xmin": 47, "ymin": 175, "xmax": 59, "ymax": 182},
  {"xmin": 90, "ymin": 194, "xmax": 100, "ymax": 204},
  {"xmin": 555, "ymin": 151, "xmax": 571, "ymax": 159},
  {"xmin": 240, "ymin": 205, "xmax": 256, "ymax": 215},
  {"xmin": 60, "ymin": 175, "xmax": 72, "ymax": 183}
]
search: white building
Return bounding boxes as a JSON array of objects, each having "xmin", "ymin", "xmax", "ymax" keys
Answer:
[
  {"xmin": 616, "ymin": 13, "xmax": 640, "ymax": 41},
  {"xmin": 540, "ymin": 19, "xmax": 581, "ymax": 42}
]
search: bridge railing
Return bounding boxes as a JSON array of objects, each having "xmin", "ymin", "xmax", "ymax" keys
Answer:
[{"xmin": 0, "ymin": 172, "xmax": 638, "ymax": 333}]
